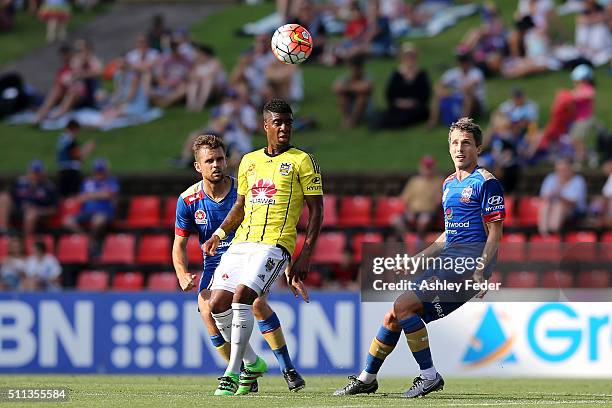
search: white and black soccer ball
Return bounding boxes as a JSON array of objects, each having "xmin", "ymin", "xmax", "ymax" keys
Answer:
[{"xmin": 271, "ymin": 23, "xmax": 313, "ymax": 64}]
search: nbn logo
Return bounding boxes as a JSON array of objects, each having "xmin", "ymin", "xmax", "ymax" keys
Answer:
[{"xmin": 462, "ymin": 306, "xmax": 517, "ymax": 367}]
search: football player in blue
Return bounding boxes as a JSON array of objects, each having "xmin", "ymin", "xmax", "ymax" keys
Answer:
[
  {"xmin": 335, "ymin": 117, "xmax": 505, "ymax": 398},
  {"xmin": 172, "ymin": 134, "xmax": 305, "ymax": 393}
]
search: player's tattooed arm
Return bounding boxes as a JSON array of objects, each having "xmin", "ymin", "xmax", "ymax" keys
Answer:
[
  {"xmin": 172, "ymin": 235, "xmax": 196, "ymax": 291},
  {"xmin": 203, "ymin": 195, "xmax": 245, "ymax": 256},
  {"xmin": 288, "ymin": 194, "xmax": 323, "ymax": 284},
  {"xmin": 473, "ymin": 220, "xmax": 503, "ymax": 297}
]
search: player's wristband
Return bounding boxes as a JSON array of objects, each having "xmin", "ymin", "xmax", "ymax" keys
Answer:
[{"xmin": 213, "ymin": 228, "xmax": 226, "ymax": 240}]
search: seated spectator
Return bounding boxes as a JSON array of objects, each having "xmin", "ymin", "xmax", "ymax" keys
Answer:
[
  {"xmin": 332, "ymin": 55, "xmax": 373, "ymax": 128},
  {"xmin": 34, "ymin": 43, "xmax": 73, "ymax": 124},
  {"xmin": 21, "ymin": 240, "xmax": 62, "ymax": 291},
  {"xmin": 0, "ymin": 236, "xmax": 25, "ymax": 291},
  {"xmin": 427, "ymin": 52, "xmax": 485, "ymax": 127},
  {"xmin": 57, "ymin": 120, "xmax": 95, "ymax": 197},
  {"xmin": 232, "ymin": 33, "xmax": 303, "ymax": 106},
  {"xmin": 538, "ymin": 158, "xmax": 587, "ymax": 235},
  {"xmin": 147, "ymin": 14, "xmax": 171, "ymax": 53},
  {"xmin": 0, "ymin": 0, "xmax": 14, "ymax": 32},
  {"xmin": 569, "ymin": 64, "xmax": 597, "ymax": 166},
  {"xmin": 99, "ymin": 57, "xmax": 149, "ymax": 123},
  {"xmin": 481, "ymin": 88, "xmax": 538, "ymax": 192},
  {"xmin": 459, "ymin": 5, "xmax": 507, "ymax": 77},
  {"xmin": 172, "ymin": 83, "xmax": 256, "ymax": 173},
  {"xmin": 508, "ymin": 0, "xmax": 556, "ymax": 58},
  {"xmin": 392, "ymin": 155, "xmax": 443, "ymax": 244},
  {"xmin": 150, "ymin": 41, "xmax": 192, "ymax": 107},
  {"xmin": 0, "ymin": 160, "xmax": 57, "ymax": 235},
  {"xmin": 173, "ymin": 27, "xmax": 197, "ymax": 63},
  {"xmin": 125, "ymin": 34, "xmax": 160, "ymax": 77},
  {"xmin": 530, "ymin": 65, "xmax": 597, "ymax": 163},
  {"xmin": 324, "ymin": 0, "xmax": 367, "ymax": 64},
  {"xmin": 575, "ymin": 0, "xmax": 611, "ymax": 67},
  {"xmin": 292, "ymin": 0, "xmax": 328, "ymax": 62},
  {"xmin": 373, "ymin": 42, "xmax": 430, "ymax": 129},
  {"xmin": 38, "ymin": 0, "xmax": 70, "ymax": 42},
  {"xmin": 64, "ymin": 159, "xmax": 119, "ymax": 251},
  {"xmin": 502, "ymin": 25, "xmax": 561, "ymax": 78},
  {"xmin": 602, "ymin": 159, "xmax": 612, "ymax": 228},
  {"xmin": 186, "ymin": 44, "xmax": 226, "ymax": 113},
  {"xmin": 37, "ymin": 39, "xmax": 102, "ymax": 123},
  {"xmin": 330, "ymin": 0, "xmax": 393, "ymax": 62}
]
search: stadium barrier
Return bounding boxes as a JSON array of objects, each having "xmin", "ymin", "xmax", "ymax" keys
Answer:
[{"xmin": 1, "ymin": 292, "xmax": 611, "ymax": 377}]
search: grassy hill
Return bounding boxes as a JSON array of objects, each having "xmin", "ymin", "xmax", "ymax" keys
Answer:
[{"xmin": 1, "ymin": 1, "xmax": 610, "ymax": 174}]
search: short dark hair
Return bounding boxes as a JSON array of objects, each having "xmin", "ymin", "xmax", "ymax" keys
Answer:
[
  {"xmin": 192, "ymin": 134, "xmax": 226, "ymax": 159},
  {"xmin": 66, "ymin": 119, "xmax": 80, "ymax": 131},
  {"xmin": 34, "ymin": 241, "xmax": 46, "ymax": 253},
  {"xmin": 263, "ymin": 99, "xmax": 293, "ymax": 118},
  {"xmin": 448, "ymin": 117, "xmax": 483, "ymax": 146}
]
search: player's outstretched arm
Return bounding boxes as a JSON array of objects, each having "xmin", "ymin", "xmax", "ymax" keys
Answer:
[
  {"xmin": 203, "ymin": 194, "xmax": 246, "ymax": 256},
  {"xmin": 172, "ymin": 235, "xmax": 196, "ymax": 291},
  {"xmin": 473, "ymin": 220, "xmax": 503, "ymax": 297},
  {"xmin": 287, "ymin": 195, "xmax": 323, "ymax": 285}
]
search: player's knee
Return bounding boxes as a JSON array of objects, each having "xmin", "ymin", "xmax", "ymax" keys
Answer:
[
  {"xmin": 208, "ymin": 292, "xmax": 231, "ymax": 314},
  {"xmin": 393, "ymin": 293, "xmax": 420, "ymax": 320},
  {"xmin": 383, "ymin": 309, "xmax": 400, "ymax": 331},
  {"xmin": 233, "ymin": 284, "xmax": 258, "ymax": 305},
  {"xmin": 252, "ymin": 297, "xmax": 272, "ymax": 320}
]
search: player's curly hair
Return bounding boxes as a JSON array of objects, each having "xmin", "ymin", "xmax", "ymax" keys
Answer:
[
  {"xmin": 192, "ymin": 134, "xmax": 225, "ymax": 159},
  {"xmin": 448, "ymin": 117, "xmax": 483, "ymax": 146},
  {"xmin": 263, "ymin": 99, "xmax": 293, "ymax": 117}
]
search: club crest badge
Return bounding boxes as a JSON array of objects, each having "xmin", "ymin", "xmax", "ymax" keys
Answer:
[
  {"xmin": 194, "ymin": 209, "xmax": 207, "ymax": 225},
  {"xmin": 460, "ymin": 186, "xmax": 473, "ymax": 203},
  {"xmin": 279, "ymin": 162, "xmax": 292, "ymax": 176}
]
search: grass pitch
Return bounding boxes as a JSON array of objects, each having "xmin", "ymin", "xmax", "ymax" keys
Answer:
[{"xmin": 1, "ymin": 376, "xmax": 611, "ymax": 407}]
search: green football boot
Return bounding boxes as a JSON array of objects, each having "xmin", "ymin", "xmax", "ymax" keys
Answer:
[
  {"xmin": 214, "ymin": 373, "xmax": 239, "ymax": 396},
  {"xmin": 235, "ymin": 357, "xmax": 268, "ymax": 395}
]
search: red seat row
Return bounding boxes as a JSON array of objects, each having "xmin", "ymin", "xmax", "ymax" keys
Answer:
[
  {"xmin": 77, "ymin": 270, "xmax": 178, "ymax": 291},
  {"xmin": 0, "ymin": 234, "xmax": 204, "ymax": 265}
]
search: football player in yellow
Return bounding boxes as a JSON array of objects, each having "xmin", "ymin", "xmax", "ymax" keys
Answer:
[{"xmin": 204, "ymin": 99, "xmax": 323, "ymax": 396}]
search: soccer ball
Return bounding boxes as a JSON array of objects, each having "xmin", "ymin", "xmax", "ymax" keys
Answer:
[{"xmin": 271, "ymin": 23, "xmax": 313, "ymax": 64}]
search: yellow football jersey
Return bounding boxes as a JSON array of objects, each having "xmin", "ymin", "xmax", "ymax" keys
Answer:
[{"xmin": 234, "ymin": 147, "xmax": 323, "ymax": 254}]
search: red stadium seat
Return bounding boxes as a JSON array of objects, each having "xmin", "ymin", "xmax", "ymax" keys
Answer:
[
  {"xmin": 298, "ymin": 195, "xmax": 338, "ymax": 229},
  {"xmin": 528, "ymin": 234, "xmax": 561, "ymax": 262},
  {"xmin": 57, "ymin": 234, "xmax": 89, "ymax": 264},
  {"xmin": 541, "ymin": 270, "xmax": 574, "ymax": 288},
  {"xmin": 577, "ymin": 270, "xmax": 610, "ymax": 288},
  {"xmin": 113, "ymin": 272, "xmax": 144, "ymax": 291},
  {"xmin": 352, "ymin": 232, "xmax": 384, "ymax": 262},
  {"xmin": 304, "ymin": 269, "xmax": 323, "ymax": 288},
  {"xmin": 501, "ymin": 196, "xmax": 516, "ymax": 226},
  {"xmin": 517, "ymin": 196, "xmax": 541, "ymax": 227},
  {"xmin": 498, "ymin": 233, "xmax": 526, "ymax": 263},
  {"xmin": 47, "ymin": 197, "xmax": 81, "ymax": 228},
  {"xmin": 312, "ymin": 232, "xmax": 346, "ymax": 264},
  {"xmin": 374, "ymin": 197, "xmax": 405, "ymax": 227},
  {"xmin": 338, "ymin": 196, "xmax": 372, "ymax": 227},
  {"xmin": 148, "ymin": 272, "xmax": 178, "ymax": 291},
  {"xmin": 0, "ymin": 236, "xmax": 8, "ymax": 259},
  {"xmin": 77, "ymin": 270, "xmax": 109, "ymax": 291},
  {"xmin": 187, "ymin": 237, "xmax": 203, "ymax": 264},
  {"xmin": 100, "ymin": 234, "xmax": 135, "ymax": 264},
  {"xmin": 24, "ymin": 234, "xmax": 54, "ymax": 255},
  {"xmin": 137, "ymin": 235, "xmax": 171, "ymax": 264},
  {"xmin": 164, "ymin": 197, "xmax": 178, "ymax": 227},
  {"xmin": 124, "ymin": 196, "xmax": 161, "ymax": 228},
  {"xmin": 505, "ymin": 270, "xmax": 538, "ymax": 288},
  {"xmin": 564, "ymin": 231, "xmax": 598, "ymax": 262},
  {"xmin": 602, "ymin": 232, "xmax": 612, "ymax": 243}
]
